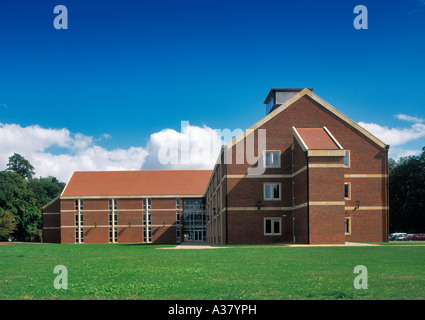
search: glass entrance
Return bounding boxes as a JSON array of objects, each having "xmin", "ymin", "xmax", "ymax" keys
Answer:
[{"xmin": 183, "ymin": 199, "xmax": 206, "ymax": 242}]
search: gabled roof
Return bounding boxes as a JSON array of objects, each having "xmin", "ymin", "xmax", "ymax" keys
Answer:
[
  {"xmin": 293, "ymin": 127, "xmax": 341, "ymax": 150},
  {"xmin": 228, "ymin": 88, "xmax": 388, "ymax": 150},
  {"xmin": 61, "ymin": 170, "xmax": 213, "ymax": 198}
]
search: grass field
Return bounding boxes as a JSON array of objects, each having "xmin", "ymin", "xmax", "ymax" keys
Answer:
[{"xmin": 1, "ymin": 242, "xmax": 424, "ymax": 300}]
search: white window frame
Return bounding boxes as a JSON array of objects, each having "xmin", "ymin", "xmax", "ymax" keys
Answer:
[
  {"xmin": 264, "ymin": 183, "xmax": 281, "ymax": 200},
  {"xmin": 344, "ymin": 150, "xmax": 351, "ymax": 168},
  {"xmin": 264, "ymin": 150, "xmax": 281, "ymax": 168},
  {"xmin": 264, "ymin": 218, "xmax": 282, "ymax": 236},
  {"xmin": 109, "ymin": 198, "xmax": 118, "ymax": 243},
  {"xmin": 75, "ymin": 199, "xmax": 84, "ymax": 243},
  {"xmin": 345, "ymin": 217, "xmax": 351, "ymax": 235},
  {"xmin": 344, "ymin": 182, "xmax": 351, "ymax": 200}
]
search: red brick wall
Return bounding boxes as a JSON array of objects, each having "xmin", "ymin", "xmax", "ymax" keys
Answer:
[
  {"xmin": 214, "ymin": 94, "xmax": 388, "ymax": 245},
  {"xmin": 42, "ymin": 197, "xmax": 61, "ymax": 243},
  {"xmin": 226, "ymin": 210, "xmax": 293, "ymax": 244},
  {"xmin": 56, "ymin": 197, "xmax": 181, "ymax": 244},
  {"xmin": 309, "ymin": 206, "xmax": 345, "ymax": 244}
]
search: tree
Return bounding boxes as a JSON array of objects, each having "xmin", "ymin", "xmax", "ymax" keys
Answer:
[
  {"xmin": 1, "ymin": 155, "xmax": 65, "ymax": 242},
  {"xmin": 389, "ymin": 147, "xmax": 425, "ymax": 233},
  {"xmin": 6, "ymin": 153, "xmax": 35, "ymax": 181},
  {"xmin": 0, "ymin": 209, "xmax": 18, "ymax": 239},
  {"xmin": 0, "ymin": 171, "xmax": 40, "ymax": 241},
  {"xmin": 28, "ymin": 176, "xmax": 66, "ymax": 208}
]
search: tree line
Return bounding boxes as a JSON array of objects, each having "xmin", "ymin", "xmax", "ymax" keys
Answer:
[
  {"xmin": 0, "ymin": 148, "xmax": 424, "ymax": 242},
  {"xmin": 0, "ymin": 153, "xmax": 65, "ymax": 241},
  {"xmin": 389, "ymin": 147, "xmax": 425, "ymax": 233}
]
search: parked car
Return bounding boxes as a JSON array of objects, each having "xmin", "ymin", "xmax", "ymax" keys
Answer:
[
  {"xmin": 403, "ymin": 234, "xmax": 425, "ymax": 241},
  {"xmin": 389, "ymin": 233, "xmax": 408, "ymax": 241}
]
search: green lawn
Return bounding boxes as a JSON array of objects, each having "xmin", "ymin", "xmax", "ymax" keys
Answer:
[{"xmin": 1, "ymin": 242, "xmax": 424, "ymax": 300}]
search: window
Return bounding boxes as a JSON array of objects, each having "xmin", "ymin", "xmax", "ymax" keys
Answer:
[
  {"xmin": 264, "ymin": 183, "xmax": 281, "ymax": 200},
  {"xmin": 344, "ymin": 151, "xmax": 350, "ymax": 167},
  {"xmin": 109, "ymin": 199, "xmax": 117, "ymax": 243},
  {"xmin": 143, "ymin": 198, "xmax": 152, "ymax": 243},
  {"xmin": 176, "ymin": 211, "xmax": 180, "ymax": 225},
  {"xmin": 75, "ymin": 199, "xmax": 84, "ymax": 243},
  {"xmin": 264, "ymin": 218, "xmax": 281, "ymax": 235},
  {"xmin": 344, "ymin": 183, "xmax": 351, "ymax": 200},
  {"xmin": 143, "ymin": 198, "xmax": 152, "ymax": 210},
  {"xmin": 176, "ymin": 198, "xmax": 181, "ymax": 241},
  {"xmin": 176, "ymin": 227, "xmax": 181, "ymax": 243},
  {"xmin": 264, "ymin": 151, "xmax": 280, "ymax": 168},
  {"xmin": 345, "ymin": 217, "xmax": 351, "ymax": 235},
  {"xmin": 143, "ymin": 227, "xmax": 152, "ymax": 242}
]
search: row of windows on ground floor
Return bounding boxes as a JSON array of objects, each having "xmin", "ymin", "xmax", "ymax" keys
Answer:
[
  {"xmin": 72, "ymin": 226, "xmax": 208, "ymax": 243},
  {"xmin": 72, "ymin": 217, "xmax": 353, "ymax": 243}
]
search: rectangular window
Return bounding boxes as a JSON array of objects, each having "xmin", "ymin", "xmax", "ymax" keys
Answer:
[
  {"xmin": 264, "ymin": 151, "xmax": 280, "ymax": 168},
  {"xmin": 75, "ymin": 199, "xmax": 84, "ymax": 243},
  {"xmin": 344, "ymin": 183, "xmax": 351, "ymax": 200},
  {"xmin": 264, "ymin": 183, "xmax": 281, "ymax": 200},
  {"xmin": 176, "ymin": 227, "xmax": 181, "ymax": 243},
  {"xmin": 143, "ymin": 227, "xmax": 152, "ymax": 242},
  {"xmin": 176, "ymin": 198, "xmax": 180, "ymax": 209},
  {"xmin": 344, "ymin": 150, "xmax": 350, "ymax": 167},
  {"xmin": 109, "ymin": 198, "xmax": 117, "ymax": 243},
  {"xmin": 345, "ymin": 217, "xmax": 351, "ymax": 235},
  {"xmin": 143, "ymin": 198, "xmax": 152, "ymax": 210},
  {"xmin": 264, "ymin": 218, "xmax": 281, "ymax": 235},
  {"xmin": 143, "ymin": 198, "xmax": 152, "ymax": 243}
]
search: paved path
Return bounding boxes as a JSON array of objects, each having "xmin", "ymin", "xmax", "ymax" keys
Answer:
[{"xmin": 160, "ymin": 241, "xmax": 379, "ymax": 249}]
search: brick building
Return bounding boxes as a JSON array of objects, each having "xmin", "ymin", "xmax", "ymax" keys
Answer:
[
  {"xmin": 43, "ymin": 88, "xmax": 389, "ymax": 244},
  {"xmin": 42, "ymin": 170, "xmax": 212, "ymax": 244}
]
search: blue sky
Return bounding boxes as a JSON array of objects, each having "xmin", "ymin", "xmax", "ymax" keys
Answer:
[{"xmin": 0, "ymin": 0, "xmax": 424, "ymax": 181}]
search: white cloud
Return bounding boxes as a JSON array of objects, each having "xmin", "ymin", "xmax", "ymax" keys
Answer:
[
  {"xmin": 142, "ymin": 122, "xmax": 224, "ymax": 170},
  {"xmin": 394, "ymin": 114, "xmax": 424, "ymax": 123},
  {"xmin": 0, "ymin": 121, "xmax": 230, "ymax": 182},
  {"xmin": 388, "ymin": 148, "xmax": 422, "ymax": 160},
  {"xmin": 359, "ymin": 113, "xmax": 425, "ymax": 160},
  {"xmin": 358, "ymin": 121, "xmax": 425, "ymax": 146},
  {"xmin": 0, "ymin": 123, "xmax": 148, "ymax": 182}
]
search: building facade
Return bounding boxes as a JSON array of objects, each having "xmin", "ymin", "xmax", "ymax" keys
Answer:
[
  {"xmin": 43, "ymin": 88, "xmax": 389, "ymax": 244},
  {"xmin": 42, "ymin": 170, "xmax": 211, "ymax": 244},
  {"xmin": 206, "ymin": 88, "xmax": 389, "ymax": 245}
]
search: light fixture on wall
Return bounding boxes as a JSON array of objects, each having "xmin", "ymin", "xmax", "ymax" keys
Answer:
[
  {"xmin": 356, "ymin": 200, "xmax": 361, "ymax": 210},
  {"xmin": 257, "ymin": 200, "xmax": 261, "ymax": 210}
]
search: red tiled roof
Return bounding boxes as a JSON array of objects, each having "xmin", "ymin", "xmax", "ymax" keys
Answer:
[
  {"xmin": 295, "ymin": 128, "xmax": 340, "ymax": 150},
  {"xmin": 61, "ymin": 170, "xmax": 213, "ymax": 197}
]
